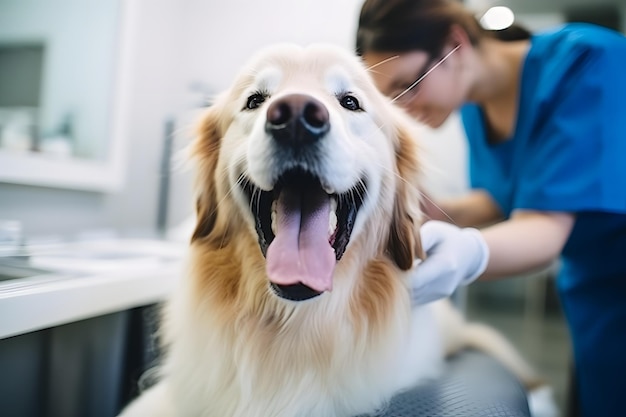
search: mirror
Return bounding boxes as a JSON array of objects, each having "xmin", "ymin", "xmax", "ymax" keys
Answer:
[{"xmin": 0, "ymin": 0, "xmax": 130, "ymax": 191}]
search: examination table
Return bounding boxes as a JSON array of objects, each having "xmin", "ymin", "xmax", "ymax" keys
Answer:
[{"xmin": 361, "ymin": 349, "xmax": 531, "ymax": 417}]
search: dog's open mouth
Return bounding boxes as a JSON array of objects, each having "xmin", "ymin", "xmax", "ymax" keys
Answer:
[{"xmin": 240, "ymin": 169, "xmax": 366, "ymax": 301}]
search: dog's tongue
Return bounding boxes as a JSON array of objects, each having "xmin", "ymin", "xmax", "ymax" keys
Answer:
[{"xmin": 266, "ymin": 187, "xmax": 335, "ymax": 293}]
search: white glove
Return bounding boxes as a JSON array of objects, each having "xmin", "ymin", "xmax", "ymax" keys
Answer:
[{"xmin": 409, "ymin": 220, "xmax": 489, "ymax": 305}]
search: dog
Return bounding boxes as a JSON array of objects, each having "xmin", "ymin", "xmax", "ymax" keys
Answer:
[{"xmin": 117, "ymin": 43, "xmax": 555, "ymax": 417}]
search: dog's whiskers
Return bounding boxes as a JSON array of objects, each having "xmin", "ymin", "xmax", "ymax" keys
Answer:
[
  {"xmin": 371, "ymin": 159, "xmax": 457, "ymax": 225},
  {"xmin": 355, "ymin": 178, "xmax": 368, "ymax": 203},
  {"xmin": 213, "ymin": 173, "xmax": 240, "ymax": 213},
  {"xmin": 252, "ymin": 182, "xmax": 263, "ymax": 220},
  {"xmin": 366, "ymin": 55, "xmax": 400, "ymax": 71},
  {"xmin": 391, "ymin": 45, "xmax": 460, "ymax": 103},
  {"xmin": 417, "ymin": 191, "xmax": 456, "ymax": 224}
]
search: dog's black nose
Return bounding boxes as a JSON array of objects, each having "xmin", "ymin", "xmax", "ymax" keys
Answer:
[{"xmin": 265, "ymin": 94, "xmax": 330, "ymax": 146}]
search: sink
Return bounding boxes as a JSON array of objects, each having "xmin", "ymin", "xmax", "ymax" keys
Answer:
[
  {"xmin": 0, "ymin": 258, "xmax": 53, "ymax": 281},
  {"xmin": 0, "ymin": 238, "xmax": 186, "ymax": 284}
]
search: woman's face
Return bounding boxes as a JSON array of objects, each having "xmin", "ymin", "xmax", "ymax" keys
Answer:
[{"xmin": 362, "ymin": 48, "xmax": 468, "ymax": 127}]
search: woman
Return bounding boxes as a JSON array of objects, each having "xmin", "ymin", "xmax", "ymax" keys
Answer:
[{"xmin": 356, "ymin": 0, "xmax": 626, "ymax": 416}]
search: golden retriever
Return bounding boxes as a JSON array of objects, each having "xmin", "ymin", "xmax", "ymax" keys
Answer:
[{"xmin": 117, "ymin": 43, "xmax": 552, "ymax": 417}]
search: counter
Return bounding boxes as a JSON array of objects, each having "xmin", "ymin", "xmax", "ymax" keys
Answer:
[{"xmin": 0, "ymin": 238, "xmax": 185, "ymax": 339}]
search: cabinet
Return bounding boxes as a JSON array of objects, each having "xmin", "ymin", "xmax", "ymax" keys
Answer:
[{"xmin": 0, "ymin": 304, "xmax": 160, "ymax": 417}]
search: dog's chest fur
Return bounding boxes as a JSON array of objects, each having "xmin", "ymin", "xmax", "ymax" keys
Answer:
[{"xmin": 161, "ymin": 246, "xmax": 443, "ymax": 417}]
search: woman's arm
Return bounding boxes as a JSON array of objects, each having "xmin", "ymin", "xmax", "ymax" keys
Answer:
[
  {"xmin": 408, "ymin": 210, "xmax": 574, "ymax": 304},
  {"xmin": 421, "ymin": 189, "xmax": 503, "ymax": 228},
  {"xmin": 480, "ymin": 210, "xmax": 575, "ymax": 280}
]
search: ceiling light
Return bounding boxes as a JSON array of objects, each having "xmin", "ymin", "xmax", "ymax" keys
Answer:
[{"xmin": 480, "ymin": 6, "xmax": 515, "ymax": 30}]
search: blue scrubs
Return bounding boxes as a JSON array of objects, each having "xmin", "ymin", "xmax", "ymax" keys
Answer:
[{"xmin": 461, "ymin": 23, "xmax": 626, "ymax": 417}]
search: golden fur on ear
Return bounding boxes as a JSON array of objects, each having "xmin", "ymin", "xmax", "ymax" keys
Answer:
[
  {"xmin": 386, "ymin": 114, "xmax": 425, "ymax": 270},
  {"xmin": 190, "ymin": 104, "xmax": 225, "ymax": 244}
]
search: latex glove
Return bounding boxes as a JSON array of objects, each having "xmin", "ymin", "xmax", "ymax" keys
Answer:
[{"xmin": 409, "ymin": 220, "xmax": 489, "ymax": 305}]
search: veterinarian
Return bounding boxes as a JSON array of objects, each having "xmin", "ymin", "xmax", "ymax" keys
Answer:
[{"xmin": 356, "ymin": 0, "xmax": 626, "ymax": 416}]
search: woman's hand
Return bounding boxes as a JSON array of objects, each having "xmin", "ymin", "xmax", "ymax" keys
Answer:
[
  {"xmin": 409, "ymin": 220, "xmax": 489, "ymax": 305},
  {"xmin": 408, "ymin": 210, "xmax": 574, "ymax": 306}
]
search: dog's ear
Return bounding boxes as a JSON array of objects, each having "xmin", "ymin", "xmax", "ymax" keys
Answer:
[
  {"xmin": 386, "ymin": 114, "xmax": 426, "ymax": 270},
  {"xmin": 190, "ymin": 104, "xmax": 225, "ymax": 243}
]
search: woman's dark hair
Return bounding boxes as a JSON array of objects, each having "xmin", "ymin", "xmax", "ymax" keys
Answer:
[
  {"xmin": 491, "ymin": 23, "xmax": 532, "ymax": 41},
  {"xmin": 356, "ymin": 0, "xmax": 531, "ymax": 57}
]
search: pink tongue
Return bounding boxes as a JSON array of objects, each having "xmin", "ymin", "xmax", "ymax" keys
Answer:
[{"xmin": 266, "ymin": 187, "xmax": 336, "ymax": 293}]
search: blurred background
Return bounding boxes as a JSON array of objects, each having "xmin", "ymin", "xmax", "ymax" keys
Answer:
[{"xmin": 0, "ymin": 0, "xmax": 623, "ymax": 416}]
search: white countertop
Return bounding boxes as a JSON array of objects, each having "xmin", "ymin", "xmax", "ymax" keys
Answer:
[{"xmin": 0, "ymin": 238, "xmax": 186, "ymax": 339}]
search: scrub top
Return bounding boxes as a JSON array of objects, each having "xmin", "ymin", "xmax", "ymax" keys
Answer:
[{"xmin": 461, "ymin": 23, "xmax": 626, "ymax": 417}]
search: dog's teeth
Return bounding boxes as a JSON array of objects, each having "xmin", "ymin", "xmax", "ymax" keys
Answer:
[
  {"xmin": 329, "ymin": 209, "xmax": 337, "ymax": 236},
  {"xmin": 271, "ymin": 200, "xmax": 277, "ymax": 234},
  {"xmin": 329, "ymin": 197, "xmax": 338, "ymax": 236}
]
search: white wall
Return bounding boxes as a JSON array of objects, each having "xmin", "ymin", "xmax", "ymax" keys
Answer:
[{"xmin": 177, "ymin": 0, "xmax": 365, "ymax": 96}]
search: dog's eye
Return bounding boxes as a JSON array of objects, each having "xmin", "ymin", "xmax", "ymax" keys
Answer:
[
  {"xmin": 339, "ymin": 95, "xmax": 361, "ymax": 111},
  {"xmin": 246, "ymin": 93, "xmax": 266, "ymax": 110}
]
